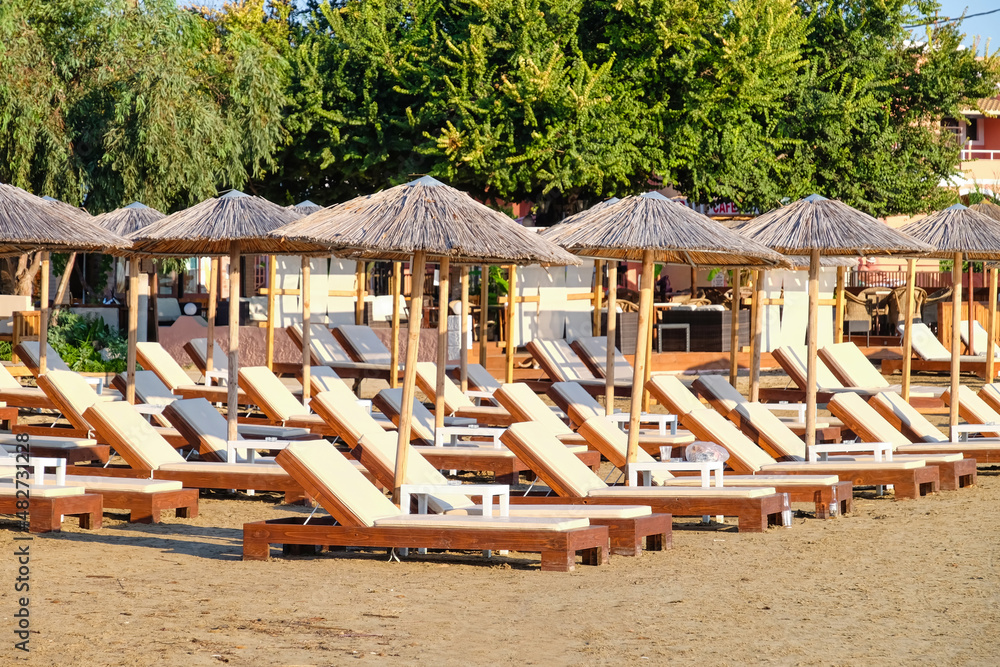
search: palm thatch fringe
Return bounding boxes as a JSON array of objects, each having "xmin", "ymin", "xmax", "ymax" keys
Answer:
[{"xmin": 898, "ymin": 203, "xmax": 1000, "ymax": 260}]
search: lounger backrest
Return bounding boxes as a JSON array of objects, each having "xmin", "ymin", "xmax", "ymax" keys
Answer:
[
  {"xmin": 499, "ymin": 422, "xmax": 608, "ymax": 496},
  {"xmin": 373, "ymin": 388, "xmax": 436, "ymax": 442},
  {"xmin": 819, "ymin": 343, "xmax": 888, "ymax": 388},
  {"xmin": 354, "ymin": 431, "xmax": 476, "ymax": 513},
  {"xmin": 305, "ymin": 366, "xmax": 350, "ymax": 394},
  {"xmin": 577, "ymin": 415, "xmax": 671, "ymax": 484},
  {"xmin": 187, "ymin": 338, "xmax": 229, "ymax": 373},
  {"xmin": 83, "ymin": 401, "xmax": 185, "ymax": 470},
  {"xmin": 526, "ymin": 338, "xmax": 595, "ymax": 382},
  {"xmin": 334, "ymin": 325, "xmax": 392, "ymax": 364},
  {"xmin": 773, "ymin": 345, "xmax": 844, "ymax": 389},
  {"xmin": 277, "ymin": 440, "xmax": 401, "ymax": 527},
  {"xmin": 978, "ymin": 383, "xmax": 1000, "ymax": 415},
  {"xmin": 238, "ymin": 366, "xmax": 308, "ymax": 420},
  {"xmin": 945, "ymin": 385, "xmax": 1000, "ymax": 435},
  {"xmin": 902, "ymin": 323, "xmax": 950, "ymax": 362},
  {"xmin": 127, "ymin": 370, "xmax": 176, "ymax": 405},
  {"xmin": 414, "ymin": 362, "xmax": 473, "ymax": 411},
  {"xmin": 0, "ymin": 364, "xmax": 23, "ymax": 389},
  {"xmin": 827, "ymin": 393, "xmax": 908, "ymax": 447},
  {"xmin": 466, "ymin": 364, "xmax": 501, "ymax": 392},
  {"xmin": 692, "ymin": 375, "xmax": 745, "ymax": 416},
  {"xmin": 311, "ymin": 386, "xmax": 390, "ymax": 446},
  {"xmin": 288, "ymin": 323, "xmax": 354, "ymax": 364},
  {"xmin": 869, "ymin": 392, "xmax": 947, "ymax": 443},
  {"xmin": 493, "ymin": 383, "xmax": 573, "ymax": 435},
  {"xmin": 960, "ymin": 320, "xmax": 1000, "ymax": 358},
  {"xmin": 162, "ymin": 398, "xmax": 237, "ymax": 461},
  {"xmin": 645, "ymin": 375, "xmax": 704, "ymax": 416},
  {"xmin": 731, "ymin": 402, "xmax": 806, "ymax": 460},
  {"xmin": 681, "ymin": 408, "xmax": 776, "ymax": 473},
  {"xmin": 15, "ymin": 341, "xmax": 70, "ymax": 374},
  {"xmin": 36, "ymin": 370, "xmax": 103, "ymax": 431},
  {"xmin": 570, "ymin": 336, "xmax": 634, "ymax": 380},
  {"xmin": 136, "ymin": 342, "xmax": 194, "ymax": 390},
  {"xmin": 548, "ymin": 382, "xmax": 602, "ymax": 427}
]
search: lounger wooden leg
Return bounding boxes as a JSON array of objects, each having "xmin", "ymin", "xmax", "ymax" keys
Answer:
[
  {"xmin": 243, "ymin": 526, "xmax": 272, "ymax": 561},
  {"xmin": 28, "ymin": 498, "xmax": 57, "ymax": 533}
]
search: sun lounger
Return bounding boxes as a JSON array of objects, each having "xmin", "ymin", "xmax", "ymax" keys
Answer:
[
  {"xmin": 0, "ymin": 433, "xmax": 110, "ymax": 465},
  {"xmin": 711, "ymin": 403, "xmax": 940, "ymax": 499},
  {"xmin": 499, "ymin": 422, "xmax": 791, "ymax": 532},
  {"xmin": 414, "ymin": 362, "xmax": 513, "ymax": 426},
  {"xmin": 136, "ymin": 342, "xmax": 249, "ymax": 405},
  {"xmin": 547, "ymin": 381, "xmax": 687, "ymax": 437},
  {"xmin": 879, "ymin": 323, "xmax": 997, "ymax": 379},
  {"xmin": 826, "ymin": 393, "xmax": 977, "ymax": 490},
  {"xmin": 13, "ymin": 341, "xmax": 73, "ymax": 375},
  {"xmin": 237, "ymin": 366, "xmax": 339, "ymax": 436},
  {"xmin": 960, "ymin": 320, "xmax": 1000, "ymax": 359},
  {"xmin": 462, "ymin": 363, "xmax": 503, "ymax": 395},
  {"xmin": 0, "ymin": 363, "xmax": 55, "ymax": 410},
  {"xmin": 569, "ymin": 336, "xmax": 643, "ymax": 382},
  {"xmin": 526, "ymin": 338, "xmax": 633, "ymax": 396},
  {"xmin": 575, "ymin": 414, "xmax": 852, "ymax": 518},
  {"xmin": 295, "ymin": 365, "xmax": 352, "ymax": 397},
  {"xmin": 942, "ymin": 385, "xmax": 1000, "ymax": 440},
  {"xmin": 183, "ymin": 338, "xmax": 230, "ymax": 384},
  {"xmin": 350, "ymin": 428, "xmax": 670, "ymax": 556},
  {"xmin": 0, "ymin": 483, "xmax": 102, "ymax": 532},
  {"xmin": 286, "ymin": 323, "xmax": 396, "ymax": 383},
  {"xmin": 79, "ymin": 400, "xmax": 311, "ymax": 502},
  {"xmin": 819, "ymin": 342, "xmax": 945, "ymax": 399},
  {"xmin": 243, "ymin": 440, "xmax": 611, "ymax": 571},
  {"xmin": 332, "ymin": 324, "xmax": 400, "ymax": 366}
]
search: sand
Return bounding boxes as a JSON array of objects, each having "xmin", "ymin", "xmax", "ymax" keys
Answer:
[{"xmin": 2, "ymin": 370, "xmax": 999, "ymax": 665}]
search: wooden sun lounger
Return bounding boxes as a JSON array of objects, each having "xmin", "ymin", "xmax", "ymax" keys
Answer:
[
  {"xmin": 286, "ymin": 323, "xmax": 396, "ymax": 382},
  {"xmin": 237, "ymin": 366, "xmax": 341, "ymax": 436},
  {"xmin": 135, "ymin": 342, "xmax": 250, "ymax": 405},
  {"xmin": 879, "ymin": 323, "xmax": 997, "ymax": 380},
  {"xmin": 0, "ymin": 364, "xmax": 55, "ymax": 410},
  {"xmin": 819, "ymin": 343, "xmax": 945, "ymax": 403},
  {"xmin": 525, "ymin": 339, "xmax": 633, "ymax": 397},
  {"xmin": 244, "ymin": 440, "xmax": 611, "ymax": 571},
  {"xmin": 350, "ymin": 428, "xmax": 670, "ymax": 556},
  {"xmin": 827, "ymin": 393, "xmax": 977, "ymax": 491},
  {"xmin": 0, "ymin": 433, "xmax": 110, "ymax": 465},
  {"xmin": 294, "ymin": 365, "xmax": 355, "ymax": 397},
  {"xmin": 568, "ymin": 336, "xmax": 638, "ymax": 382},
  {"xmin": 414, "ymin": 362, "xmax": 514, "ymax": 426},
  {"xmin": 942, "ymin": 385, "xmax": 1000, "ymax": 440},
  {"xmin": 0, "ymin": 484, "xmax": 102, "ymax": 533},
  {"xmin": 183, "ymin": 338, "xmax": 229, "ymax": 384},
  {"xmin": 499, "ymin": 422, "xmax": 791, "ymax": 533}
]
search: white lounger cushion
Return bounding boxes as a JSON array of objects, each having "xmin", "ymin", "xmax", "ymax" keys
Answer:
[
  {"xmin": 587, "ymin": 486, "xmax": 775, "ymax": 499},
  {"xmin": 531, "ymin": 338, "xmax": 596, "ymax": 382},
  {"xmin": 0, "ymin": 484, "xmax": 84, "ymax": 498},
  {"xmin": 445, "ymin": 505, "xmax": 650, "ymax": 519},
  {"xmin": 312, "ymin": 387, "xmax": 390, "ymax": 445},
  {"xmin": 17, "ymin": 342, "xmax": 72, "ymax": 372},
  {"xmin": 188, "ymin": 338, "xmax": 228, "ymax": 373},
  {"xmin": 376, "ymin": 388, "xmax": 438, "ymax": 441},
  {"xmin": 821, "ymin": 343, "xmax": 889, "ymax": 387},
  {"xmin": 239, "ymin": 366, "xmax": 309, "ymax": 420},
  {"xmin": 960, "ymin": 320, "xmax": 1000, "ymax": 359},
  {"xmin": 571, "ymin": 336, "xmax": 635, "ymax": 381},
  {"xmin": 32, "ymin": 474, "xmax": 183, "ymax": 493},
  {"xmin": 505, "ymin": 422, "xmax": 609, "ymax": 497},
  {"xmin": 415, "ymin": 362, "xmax": 475, "ymax": 411},
  {"xmin": 646, "ymin": 375, "xmax": 705, "ymax": 416},
  {"xmin": 43, "ymin": 370, "xmax": 117, "ymax": 425},
  {"xmin": 828, "ymin": 393, "xmax": 910, "ymax": 447},
  {"xmin": 156, "ymin": 462, "xmax": 298, "ymax": 476},
  {"xmin": 136, "ymin": 342, "xmax": 195, "ymax": 391},
  {"xmin": 466, "ymin": 364, "xmax": 501, "ymax": 392},
  {"xmin": 733, "ymin": 402, "xmax": 808, "ymax": 460},
  {"xmin": 373, "ymin": 513, "xmax": 589, "ymax": 531},
  {"xmin": 683, "ymin": 408, "xmax": 776, "ymax": 472},
  {"xmin": 780, "ymin": 345, "xmax": 845, "ymax": 388},
  {"xmin": 336, "ymin": 325, "xmax": 394, "ymax": 365},
  {"xmin": 762, "ymin": 460, "xmax": 925, "ymax": 471},
  {"xmin": 578, "ymin": 415, "xmax": 674, "ymax": 486},
  {"xmin": 495, "ymin": 383, "xmax": 573, "ymax": 435},
  {"xmin": 306, "ymin": 366, "xmax": 350, "ymax": 393},
  {"xmin": 0, "ymin": 434, "xmax": 99, "ymax": 448},
  {"xmin": 289, "ymin": 323, "xmax": 356, "ymax": 365},
  {"xmin": 550, "ymin": 382, "xmax": 604, "ymax": 424},
  {"xmin": 87, "ymin": 401, "xmax": 186, "ymax": 470},
  {"xmin": 662, "ymin": 474, "xmax": 840, "ymax": 486}
]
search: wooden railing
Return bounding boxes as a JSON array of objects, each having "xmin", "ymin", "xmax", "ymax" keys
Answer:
[{"xmin": 847, "ymin": 271, "xmax": 949, "ymax": 290}]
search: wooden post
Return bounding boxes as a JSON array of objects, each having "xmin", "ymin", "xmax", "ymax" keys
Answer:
[
  {"xmin": 301, "ymin": 256, "xmax": 311, "ymax": 405},
  {"xmin": 126, "ymin": 258, "xmax": 139, "ymax": 404},
  {"xmin": 592, "ymin": 259, "xmax": 604, "ymax": 337},
  {"xmin": 149, "ymin": 263, "xmax": 159, "ymax": 342},
  {"xmin": 265, "ymin": 255, "xmax": 276, "ymax": 371},
  {"xmin": 38, "ymin": 252, "xmax": 50, "ymax": 375},
  {"xmin": 605, "ymin": 263, "xmax": 618, "ymax": 416},
  {"xmin": 53, "ymin": 252, "xmax": 76, "ymax": 307},
  {"xmin": 226, "ymin": 241, "xmax": 241, "ymax": 444},
  {"xmin": 968, "ymin": 261, "xmax": 975, "ymax": 354},
  {"xmin": 901, "ymin": 258, "xmax": 916, "ymax": 401},
  {"xmin": 478, "ymin": 264, "xmax": 489, "ymax": 372},
  {"xmin": 950, "ymin": 252, "xmax": 963, "ymax": 433},
  {"xmin": 804, "ymin": 249, "xmax": 820, "ymax": 452},
  {"xmin": 394, "ymin": 250, "xmax": 427, "ymax": 505},
  {"xmin": 749, "ymin": 269, "xmax": 764, "ymax": 402},
  {"xmin": 390, "ymin": 261, "xmax": 402, "ymax": 389},
  {"xmin": 988, "ymin": 267, "xmax": 998, "ymax": 381},
  {"xmin": 834, "ymin": 266, "xmax": 846, "ymax": 344},
  {"xmin": 206, "ymin": 257, "xmax": 218, "ymax": 382},
  {"xmin": 355, "ymin": 262, "xmax": 365, "ymax": 325},
  {"xmin": 435, "ymin": 258, "xmax": 450, "ymax": 430},
  {"xmin": 505, "ymin": 264, "xmax": 517, "ymax": 384},
  {"xmin": 625, "ymin": 250, "xmax": 654, "ymax": 473},
  {"xmin": 460, "ymin": 265, "xmax": 470, "ymax": 392},
  {"xmin": 642, "ymin": 288, "xmax": 654, "ymax": 411},
  {"xmin": 729, "ymin": 268, "xmax": 741, "ymax": 387}
]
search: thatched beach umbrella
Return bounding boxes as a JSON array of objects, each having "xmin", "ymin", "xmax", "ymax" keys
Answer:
[
  {"xmin": 271, "ymin": 175, "xmax": 578, "ymax": 503},
  {"xmin": 41, "ymin": 196, "xmax": 96, "ymax": 309},
  {"xmin": 129, "ymin": 190, "xmax": 311, "ymax": 441},
  {"xmin": 540, "ymin": 191, "xmax": 788, "ymax": 469},
  {"xmin": 0, "ymin": 183, "xmax": 130, "ymax": 374},
  {"xmin": 737, "ymin": 194, "xmax": 931, "ymax": 452},
  {"xmin": 970, "ymin": 201, "xmax": 1000, "ymax": 380},
  {"xmin": 898, "ymin": 204, "xmax": 1000, "ymax": 432}
]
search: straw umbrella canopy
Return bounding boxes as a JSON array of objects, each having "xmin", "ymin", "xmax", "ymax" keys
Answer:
[
  {"xmin": 898, "ymin": 203, "xmax": 1000, "ymax": 434},
  {"xmin": 539, "ymin": 191, "xmax": 790, "ymax": 469},
  {"xmin": 129, "ymin": 190, "xmax": 313, "ymax": 441},
  {"xmin": 1, "ymin": 183, "xmax": 130, "ymax": 375},
  {"xmin": 93, "ymin": 201, "xmax": 165, "ymax": 236},
  {"xmin": 270, "ymin": 175, "xmax": 579, "ymax": 503},
  {"xmin": 970, "ymin": 201, "xmax": 1000, "ymax": 381},
  {"xmin": 737, "ymin": 194, "xmax": 932, "ymax": 452}
]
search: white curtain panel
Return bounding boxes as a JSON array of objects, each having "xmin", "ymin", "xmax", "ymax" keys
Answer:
[
  {"xmin": 562, "ymin": 259, "xmax": 595, "ymax": 340},
  {"xmin": 761, "ymin": 270, "xmax": 783, "ymax": 352},
  {"xmin": 779, "ymin": 270, "xmax": 808, "ymax": 348},
  {"xmin": 817, "ymin": 267, "xmax": 837, "ymax": 347},
  {"xmin": 325, "ymin": 259, "xmax": 358, "ymax": 326},
  {"xmin": 276, "ymin": 255, "xmax": 301, "ymax": 327}
]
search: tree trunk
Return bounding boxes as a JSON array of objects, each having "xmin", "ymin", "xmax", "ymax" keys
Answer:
[{"xmin": 14, "ymin": 253, "xmax": 43, "ymax": 296}]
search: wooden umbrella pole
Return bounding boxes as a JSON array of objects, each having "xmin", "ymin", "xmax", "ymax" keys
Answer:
[
  {"xmin": 988, "ymin": 267, "xmax": 998, "ymax": 381},
  {"xmin": 642, "ymin": 287, "xmax": 653, "ymax": 412},
  {"xmin": 459, "ymin": 265, "xmax": 470, "ymax": 392},
  {"xmin": 390, "ymin": 261, "xmax": 402, "ymax": 389},
  {"xmin": 149, "ymin": 263, "xmax": 159, "ymax": 342},
  {"xmin": 53, "ymin": 252, "xmax": 76, "ymax": 307},
  {"xmin": 226, "ymin": 241, "xmax": 241, "ymax": 444},
  {"xmin": 834, "ymin": 266, "xmax": 846, "ymax": 344},
  {"xmin": 435, "ymin": 258, "xmax": 450, "ymax": 430},
  {"xmin": 950, "ymin": 252, "xmax": 963, "ymax": 433},
  {"xmin": 625, "ymin": 249, "xmax": 654, "ymax": 472},
  {"xmin": 749, "ymin": 269, "xmax": 764, "ymax": 402},
  {"xmin": 804, "ymin": 249, "xmax": 820, "ymax": 452},
  {"xmin": 126, "ymin": 257, "xmax": 139, "ymax": 404},
  {"xmin": 592, "ymin": 260, "xmax": 604, "ymax": 337},
  {"xmin": 729, "ymin": 268, "xmax": 741, "ymax": 387},
  {"xmin": 206, "ymin": 257, "xmax": 218, "ymax": 381},
  {"xmin": 394, "ymin": 250, "xmax": 427, "ymax": 505},
  {"xmin": 478, "ymin": 264, "xmax": 488, "ymax": 372},
  {"xmin": 505, "ymin": 264, "xmax": 517, "ymax": 384},
  {"xmin": 38, "ymin": 251, "xmax": 50, "ymax": 375},
  {"xmin": 901, "ymin": 258, "xmax": 916, "ymax": 401},
  {"xmin": 355, "ymin": 262, "xmax": 365, "ymax": 325},
  {"xmin": 265, "ymin": 255, "xmax": 276, "ymax": 371},
  {"xmin": 301, "ymin": 256, "xmax": 311, "ymax": 405},
  {"xmin": 968, "ymin": 261, "xmax": 975, "ymax": 354},
  {"xmin": 605, "ymin": 263, "xmax": 618, "ymax": 416}
]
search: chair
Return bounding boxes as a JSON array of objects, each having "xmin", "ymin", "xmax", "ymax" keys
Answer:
[
  {"xmin": 843, "ymin": 291, "xmax": 872, "ymax": 343},
  {"xmin": 237, "ymin": 366, "xmax": 337, "ymax": 436},
  {"xmin": 525, "ymin": 338, "xmax": 632, "ymax": 396},
  {"xmin": 413, "ymin": 362, "xmax": 513, "ymax": 426},
  {"xmin": 887, "ymin": 286, "xmax": 927, "ymax": 331},
  {"xmin": 135, "ymin": 342, "xmax": 249, "ymax": 405},
  {"xmin": 499, "ymin": 422, "xmax": 791, "ymax": 533},
  {"xmin": 568, "ymin": 336, "xmax": 639, "ymax": 382},
  {"xmin": 897, "ymin": 323, "xmax": 990, "ymax": 374},
  {"xmin": 332, "ymin": 324, "xmax": 399, "ymax": 368},
  {"xmin": 818, "ymin": 342, "xmax": 945, "ymax": 399},
  {"xmin": 858, "ymin": 287, "xmax": 890, "ymax": 337},
  {"xmin": 546, "ymin": 381, "xmax": 685, "ymax": 437},
  {"xmin": 285, "ymin": 322, "xmax": 395, "ymax": 383},
  {"xmin": 243, "ymin": 440, "xmax": 611, "ymax": 571}
]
